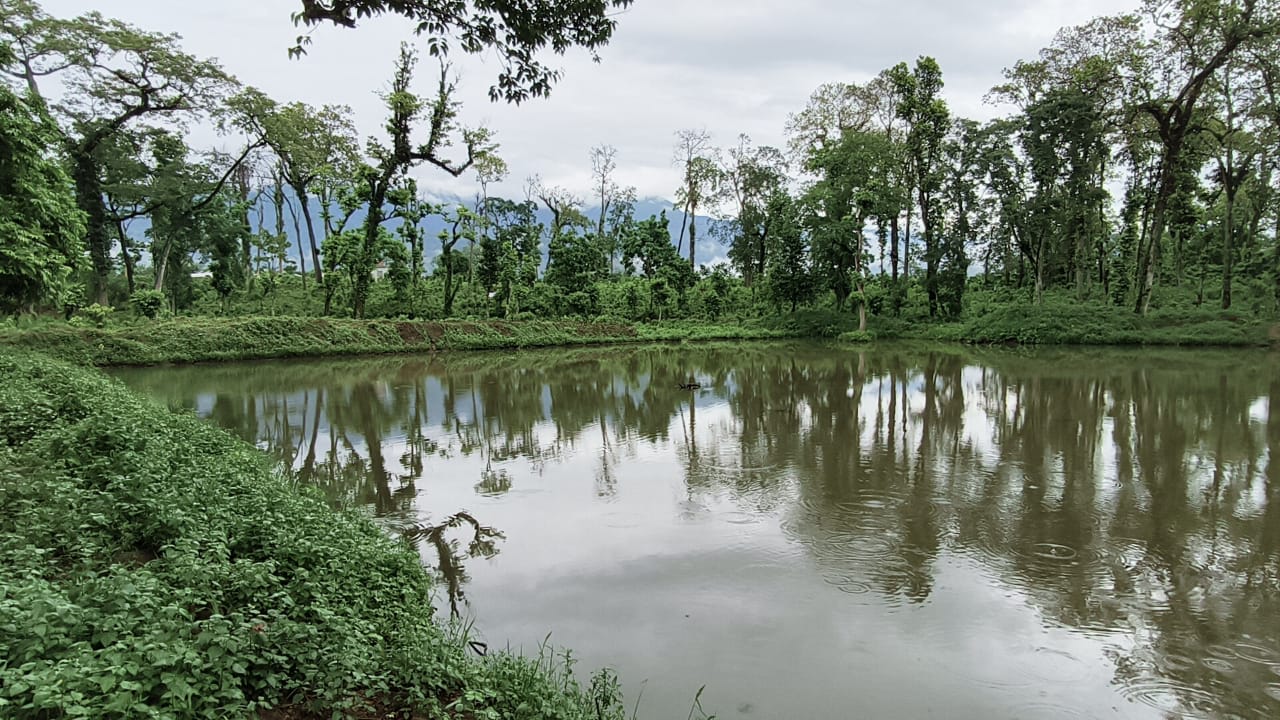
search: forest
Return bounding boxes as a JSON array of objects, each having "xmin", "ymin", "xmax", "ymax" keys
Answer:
[{"xmin": 3, "ymin": 0, "xmax": 1280, "ymax": 341}]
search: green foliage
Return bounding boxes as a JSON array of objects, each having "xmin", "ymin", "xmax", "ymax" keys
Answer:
[
  {"xmin": 128, "ymin": 290, "xmax": 165, "ymax": 319},
  {"xmin": 291, "ymin": 0, "xmax": 635, "ymax": 105},
  {"xmin": 896, "ymin": 290, "xmax": 1273, "ymax": 346},
  {"xmin": 0, "ymin": 351, "xmax": 636, "ymax": 718},
  {"xmin": 764, "ymin": 191, "xmax": 815, "ymax": 312},
  {"xmin": 72, "ymin": 303, "xmax": 113, "ymax": 328},
  {"xmin": 0, "ymin": 70, "xmax": 85, "ymax": 316},
  {"xmin": 547, "ymin": 228, "xmax": 606, "ymax": 297}
]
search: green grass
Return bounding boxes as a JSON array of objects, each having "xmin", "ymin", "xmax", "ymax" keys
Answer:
[
  {"xmin": 2, "ymin": 299, "xmax": 1273, "ymax": 369},
  {"xmin": 0, "ymin": 317, "xmax": 795, "ymax": 367},
  {"xmin": 0, "ymin": 351, "xmax": 635, "ymax": 719},
  {"xmin": 856, "ymin": 297, "xmax": 1276, "ymax": 347}
]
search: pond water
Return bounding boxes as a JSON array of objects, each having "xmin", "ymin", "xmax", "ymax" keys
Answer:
[{"xmin": 113, "ymin": 342, "xmax": 1280, "ymax": 719}]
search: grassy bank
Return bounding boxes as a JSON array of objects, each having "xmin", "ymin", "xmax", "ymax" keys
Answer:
[
  {"xmin": 0, "ymin": 351, "xmax": 634, "ymax": 719},
  {"xmin": 852, "ymin": 299, "xmax": 1278, "ymax": 347},
  {"xmin": 0, "ymin": 317, "xmax": 793, "ymax": 366},
  {"xmin": 1, "ymin": 303, "xmax": 1273, "ymax": 369}
]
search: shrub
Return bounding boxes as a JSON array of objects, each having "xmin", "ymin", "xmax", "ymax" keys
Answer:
[
  {"xmin": 73, "ymin": 303, "xmax": 114, "ymax": 328},
  {"xmin": 129, "ymin": 290, "xmax": 167, "ymax": 319},
  {"xmin": 838, "ymin": 330, "xmax": 874, "ymax": 343}
]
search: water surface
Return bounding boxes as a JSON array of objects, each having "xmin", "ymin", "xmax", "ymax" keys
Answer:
[{"xmin": 114, "ymin": 342, "xmax": 1280, "ymax": 719}]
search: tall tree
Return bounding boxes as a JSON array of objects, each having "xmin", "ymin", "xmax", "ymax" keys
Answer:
[
  {"xmin": 253, "ymin": 96, "xmax": 361, "ymax": 287},
  {"xmin": 763, "ymin": 191, "xmax": 814, "ymax": 312},
  {"xmin": 1127, "ymin": 0, "xmax": 1279, "ymax": 314},
  {"xmin": 479, "ymin": 197, "xmax": 541, "ymax": 316},
  {"xmin": 2, "ymin": 4, "xmax": 243, "ymax": 305},
  {"xmin": 349, "ymin": 44, "xmax": 492, "ymax": 317},
  {"xmin": 1207, "ymin": 63, "xmax": 1260, "ymax": 309},
  {"xmin": 721, "ymin": 135, "xmax": 788, "ymax": 286},
  {"xmin": 590, "ymin": 143, "xmax": 619, "ymax": 267},
  {"xmin": 673, "ymin": 129, "xmax": 721, "ymax": 269},
  {"xmin": 804, "ymin": 128, "xmax": 893, "ymax": 330},
  {"xmin": 890, "ymin": 57, "xmax": 951, "ymax": 318},
  {"xmin": 436, "ymin": 205, "xmax": 480, "ymax": 316}
]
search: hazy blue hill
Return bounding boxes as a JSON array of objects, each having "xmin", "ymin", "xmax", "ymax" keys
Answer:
[{"xmin": 125, "ymin": 192, "xmax": 729, "ymax": 271}]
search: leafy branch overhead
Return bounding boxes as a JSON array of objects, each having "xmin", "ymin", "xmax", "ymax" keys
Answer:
[{"xmin": 290, "ymin": 0, "xmax": 635, "ymax": 102}]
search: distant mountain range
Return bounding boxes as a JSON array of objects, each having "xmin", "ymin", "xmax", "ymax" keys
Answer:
[{"xmin": 125, "ymin": 193, "xmax": 730, "ymax": 270}]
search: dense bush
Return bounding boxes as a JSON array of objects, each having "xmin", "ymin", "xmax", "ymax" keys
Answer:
[
  {"xmin": 0, "ymin": 351, "xmax": 630, "ymax": 718},
  {"xmin": 128, "ymin": 290, "xmax": 166, "ymax": 319},
  {"xmin": 71, "ymin": 302, "xmax": 113, "ymax": 328}
]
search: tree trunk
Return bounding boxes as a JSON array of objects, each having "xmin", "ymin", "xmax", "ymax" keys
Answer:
[
  {"xmin": 854, "ymin": 228, "xmax": 867, "ymax": 332},
  {"xmin": 921, "ymin": 190, "xmax": 938, "ymax": 318},
  {"xmin": 876, "ymin": 219, "xmax": 887, "ymax": 278},
  {"xmin": 296, "ymin": 185, "xmax": 324, "ymax": 285},
  {"xmin": 1223, "ymin": 184, "xmax": 1236, "ymax": 310},
  {"xmin": 273, "ymin": 177, "xmax": 287, "ymax": 274},
  {"xmin": 1035, "ymin": 231, "xmax": 1047, "ymax": 305},
  {"xmin": 676, "ymin": 204, "xmax": 688, "ymax": 256},
  {"xmin": 902, "ymin": 202, "xmax": 912, "ymax": 282},
  {"xmin": 442, "ymin": 241, "xmax": 458, "ymax": 317},
  {"xmin": 1135, "ymin": 152, "xmax": 1177, "ymax": 315},
  {"xmin": 354, "ymin": 171, "xmax": 393, "ymax": 319},
  {"xmin": 153, "ymin": 250, "xmax": 169, "ymax": 293},
  {"xmin": 890, "ymin": 214, "xmax": 900, "ymax": 283},
  {"xmin": 236, "ymin": 167, "xmax": 254, "ymax": 280},
  {"xmin": 72, "ymin": 154, "xmax": 112, "ymax": 306},
  {"xmin": 688, "ymin": 203, "xmax": 697, "ymax": 269},
  {"xmin": 756, "ymin": 228, "xmax": 768, "ymax": 282},
  {"xmin": 116, "ymin": 220, "xmax": 136, "ymax": 295},
  {"xmin": 1076, "ymin": 214, "xmax": 1088, "ymax": 300},
  {"xmin": 287, "ymin": 195, "xmax": 307, "ymax": 291}
]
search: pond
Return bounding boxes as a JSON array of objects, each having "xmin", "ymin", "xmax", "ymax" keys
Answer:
[{"xmin": 113, "ymin": 341, "xmax": 1280, "ymax": 719}]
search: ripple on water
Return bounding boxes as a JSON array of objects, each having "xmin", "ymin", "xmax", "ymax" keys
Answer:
[
  {"xmin": 1008, "ymin": 542, "xmax": 1107, "ymax": 579},
  {"xmin": 823, "ymin": 530, "xmax": 867, "ymax": 545},
  {"xmin": 834, "ymin": 492, "xmax": 905, "ymax": 514},
  {"xmin": 720, "ymin": 511, "xmax": 762, "ymax": 526},
  {"xmin": 1119, "ymin": 679, "xmax": 1220, "ymax": 718},
  {"xmin": 1201, "ymin": 657, "xmax": 1236, "ymax": 675},
  {"xmin": 1003, "ymin": 701, "xmax": 1099, "ymax": 719},
  {"xmin": 1158, "ymin": 653, "xmax": 1198, "ymax": 674},
  {"xmin": 1030, "ymin": 543, "xmax": 1079, "ymax": 561},
  {"xmin": 1206, "ymin": 644, "xmax": 1239, "ymax": 661},
  {"xmin": 700, "ymin": 462, "xmax": 779, "ymax": 474},
  {"xmin": 821, "ymin": 572, "xmax": 873, "ymax": 596},
  {"xmin": 1235, "ymin": 642, "xmax": 1280, "ymax": 666},
  {"xmin": 826, "ymin": 534, "xmax": 900, "ymax": 563},
  {"xmin": 1264, "ymin": 684, "xmax": 1280, "ymax": 702},
  {"xmin": 923, "ymin": 497, "xmax": 953, "ymax": 522},
  {"xmin": 1018, "ymin": 646, "xmax": 1094, "ymax": 686}
]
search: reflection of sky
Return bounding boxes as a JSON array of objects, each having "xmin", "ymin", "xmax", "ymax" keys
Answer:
[
  {"xmin": 128, "ymin": 350, "xmax": 1280, "ymax": 720},
  {"xmin": 429, "ymin": 452, "xmax": 1145, "ymax": 720}
]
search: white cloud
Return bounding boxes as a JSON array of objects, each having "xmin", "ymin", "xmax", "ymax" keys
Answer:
[{"xmin": 39, "ymin": 0, "xmax": 1138, "ymax": 202}]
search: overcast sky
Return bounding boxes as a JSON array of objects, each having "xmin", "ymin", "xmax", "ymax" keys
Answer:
[{"xmin": 43, "ymin": 0, "xmax": 1135, "ymax": 203}]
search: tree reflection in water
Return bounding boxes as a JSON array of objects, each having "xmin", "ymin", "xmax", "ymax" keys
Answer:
[
  {"xmin": 114, "ymin": 343, "xmax": 1280, "ymax": 719},
  {"xmin": 403, "ymin": 512, "xmax": 505, "ymax": 619}
]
